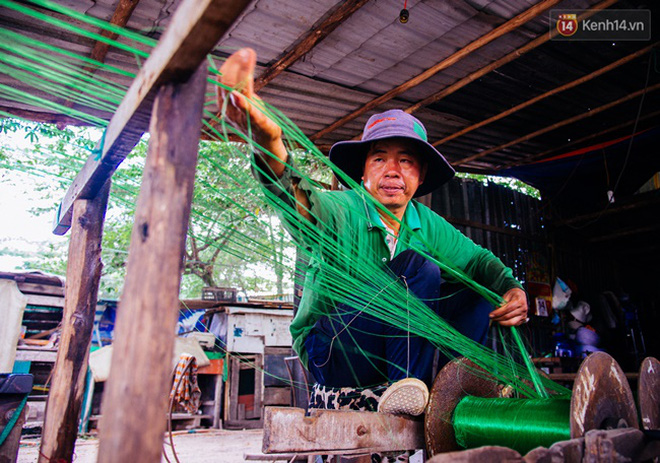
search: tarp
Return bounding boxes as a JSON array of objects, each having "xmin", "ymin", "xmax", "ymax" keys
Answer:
[{"xmin": 500, "ymin": 126, "xmax": 660, "ymax": 214}]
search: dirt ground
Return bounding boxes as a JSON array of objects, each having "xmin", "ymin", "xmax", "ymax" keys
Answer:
[{"xmin": 17, "ymin": 428, "xmax": 265, "ymax": 463}]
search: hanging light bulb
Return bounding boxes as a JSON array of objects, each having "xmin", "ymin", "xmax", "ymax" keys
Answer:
[{"xmin": 399, "ymin": 0, "xmax": 409, "ymax": 23}]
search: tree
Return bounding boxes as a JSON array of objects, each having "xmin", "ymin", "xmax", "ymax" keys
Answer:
[{"xmin": 0, "ymin": 120, "xmax": 301, "ymax": 299}]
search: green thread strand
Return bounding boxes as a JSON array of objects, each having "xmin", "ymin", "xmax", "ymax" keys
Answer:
[{"xmin": 453, "ymin": 396, "xmax": 571, "ymax": 455}]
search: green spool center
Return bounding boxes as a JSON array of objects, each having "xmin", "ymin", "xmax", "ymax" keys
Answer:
[{"xmin": 452, "ymin": 396, "xmax": 572, "ymax": 455}]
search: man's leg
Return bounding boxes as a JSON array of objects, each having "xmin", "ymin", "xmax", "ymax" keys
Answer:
[
  {"xmin": 383, "ymin": 251, "xmax": 441, "ymax": 386},
  {"xmin": 305, "ymin": 303, "xmax": 389, "ymax": 388},
  {"xmin": 305, "ymin": 250, "xmax": 442, "ymax": 388},
  {"xmin": 383, "ymin": 255, "xmax": 494, "ymax": 385}
]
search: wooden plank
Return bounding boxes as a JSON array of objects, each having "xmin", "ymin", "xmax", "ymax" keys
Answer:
[
  {"xmin": 25, "ymin": 294, "xmax": 65, "ymax": 308},
  {"xmin": 254, "ymin": 0, "xmax": 369, "ymax": 91},
  {"xmin": 38, "ymin": 181, "xmax": 110, "ymax": 463},
  {"xmin": 229, "ymin": 356, "xmax": 241, "ymax": 421},
  {"xmin": 589, "ymin": 224, "xmax": 660, "ymax": 243},
  {"xmin": 263, "ymin": 387, "xmax": 292, "ymax": 406},
  {"xmin": 212, "ymin": 373, "xmax": 224, "ymax": 429},
  {"xmin": 53, "ymin": 0, "xmax": 253, "ymax": 235},
  {"xmin": 309, "ymin": 0, "xmax": 563, "ymax": 142},
  {"xmin": 456, "ymin": 82, "xmax": 660, "ymax": 166},
  {"xmin": 15, "ymin": 348, "xmax": 58, "ymax": 363},
  {"xmin": 434, "ymin": 43, "xmax": 657, "ymax": 147},
  {"xmin": 247, "ymin": 355, "xmax": 263, "ymax": 420},
  {"xmin": 96, "ymin": 63, "xmax": 207, "ymax": 463},
  {"xmin": 0, "ymin": 272, "xmax": 64, "ymax": 286},
  {"xmin": 0, "ymin": 105, "xmax": 92, "ymax": 127},
  {"xmin": 262, "ymin": 407, "xmax": 424, "ymax": 454},
  {"xmin": 555, "ymin": 194, "xmax": 660, "ymax": 226},
  {"xmin": 86, "ymin": 0, "xmax": 141, "ymax": 70},
  {"xmin": 17, "ymin": 282, "xmax": 65, "ymax": 297}
]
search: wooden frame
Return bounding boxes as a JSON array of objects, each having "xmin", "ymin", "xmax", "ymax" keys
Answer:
[{"xmin": 38, "ymin": 1, "xmax": 252, "ymax": 462}]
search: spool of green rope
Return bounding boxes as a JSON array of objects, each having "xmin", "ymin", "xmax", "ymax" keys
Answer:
[{"xmin": 452, "ymin": 396, "xmax": 571, "ymax": 455}]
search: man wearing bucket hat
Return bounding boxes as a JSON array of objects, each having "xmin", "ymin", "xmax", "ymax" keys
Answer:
[{"xmin": 219, "ymin": 49, "xmax": 528, "ymax": 416}]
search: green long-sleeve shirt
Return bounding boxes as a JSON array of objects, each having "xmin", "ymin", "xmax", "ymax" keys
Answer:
[{"xmin": 255, "ymin": 160, "xmax": 522, "ymax": 367}]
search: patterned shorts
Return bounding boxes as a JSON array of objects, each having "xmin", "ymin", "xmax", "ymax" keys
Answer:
[{"xmin": 308, "ymin": 382, "xmax": 388, "ymax": 412}]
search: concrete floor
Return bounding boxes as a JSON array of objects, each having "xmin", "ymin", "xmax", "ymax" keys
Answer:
[{"xmin": 17, "ymin": 429, "xmax": 264, "ymax": 463}]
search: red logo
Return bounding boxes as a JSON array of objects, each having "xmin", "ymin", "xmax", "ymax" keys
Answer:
[
  {"xmin": 367, "ymin": 117, "xmax": 396, "ymax": 130},
  {"xmin": 556, "ymin": 13, "xmax": 578, "ymax": 37}
]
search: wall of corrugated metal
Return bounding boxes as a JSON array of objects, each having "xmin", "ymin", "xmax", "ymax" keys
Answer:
[
  {"xmin": 428, "ymin": 178, "xmax": 555, "ymax": 356},
  {"xmin": 430, "ymin": 177, "xmax": 546, "ymax": 286}
]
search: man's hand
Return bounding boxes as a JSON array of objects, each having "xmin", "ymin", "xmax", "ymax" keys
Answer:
[
  {"xmin": 489, "ymin": 288, "xmax": 528, "ymax": 326},
  {"xmin": 217, "ymin": 48, "xmax": 287, "ymax": 175}
]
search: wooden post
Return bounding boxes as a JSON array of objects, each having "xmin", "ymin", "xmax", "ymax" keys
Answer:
[
  {"xmin": 97, "ymin": 63, "xmax": 207, "ymax": 463},
  {"xmin": 38, "ymin": 181, "xmax": 110, "ymax": 463}
]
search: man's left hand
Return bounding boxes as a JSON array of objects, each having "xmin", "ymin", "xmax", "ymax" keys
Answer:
[{"xmin": 489, "ymin": 288, "xmax": 528, "ymax": 326}]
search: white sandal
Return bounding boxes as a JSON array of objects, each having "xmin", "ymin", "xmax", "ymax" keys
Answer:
[{"xmin": 377, "ymin": 378, "xmax": 429, "ymax": 416}]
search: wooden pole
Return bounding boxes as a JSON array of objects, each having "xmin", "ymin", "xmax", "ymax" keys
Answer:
[
  {"xmin": 38, "ymin": 181, "xmax": 111, "ymax": 463},
  {"xmin": 254, "ymin": 0, "xmax": 369, "ymax": 91},
  {"xmin": 309, "ymin": 0, "xmax": 564, "ymax": 142},
  {"xmin": 96, "ymin": 63, "xmax": 206, "ymax": 463},
  {"xmin": 87, "ymin": 0, "xmax": 141, "ymax": 69}
]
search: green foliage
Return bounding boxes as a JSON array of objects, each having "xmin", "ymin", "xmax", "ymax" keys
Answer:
[
  {"xmin": 456, "ymin": 172, "xmax": 541, "ymax": 199},
  {"xmin": 0, "ymin": 121, "xmax": 295, "ymax": 299}
]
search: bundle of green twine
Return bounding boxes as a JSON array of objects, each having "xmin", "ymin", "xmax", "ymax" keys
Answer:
[{"xmin": 452, "ymin": 396, "xmax": 572, "ymax": 455}]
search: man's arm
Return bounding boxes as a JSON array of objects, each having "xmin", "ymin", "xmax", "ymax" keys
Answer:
[
  {"xmin": 218, "ymin": 48, "xmax": 312, "ymax": 221},
  {"xmin": 462, "ymin": 246, "xmax": 529, "ymax": 327},
  {"xmin": 490, "ymin": 288, "xmax": 528, "ymax": 327}
]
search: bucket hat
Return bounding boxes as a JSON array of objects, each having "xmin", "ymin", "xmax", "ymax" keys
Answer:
[{"xmin": 328, "ymin": 109, "xmax": 455, "ymax": 197}]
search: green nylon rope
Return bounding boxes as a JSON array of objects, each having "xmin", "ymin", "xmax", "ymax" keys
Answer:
[{"xmin": 453, "ymin": 396, "xmax": 571, "ymax": 455}]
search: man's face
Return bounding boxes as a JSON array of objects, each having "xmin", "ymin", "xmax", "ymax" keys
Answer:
[{"xmin": 361, "ymin": 138, "xmax": 426, "ymax": 216}]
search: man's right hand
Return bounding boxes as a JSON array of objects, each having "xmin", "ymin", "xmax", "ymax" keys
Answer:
[{"xmin": 218, "ymin": 48, "xmax": 287, "ymax": 176}]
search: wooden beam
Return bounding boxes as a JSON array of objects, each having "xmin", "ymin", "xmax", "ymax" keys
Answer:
[
  {"xmin": 53, "ymin": 0, "xmax": 252, "ymax": 235},
  {"xmin": 589, "ymin": 224, "xmax": 660, "ymax": 243},
  {"xmin": 405, "ymin": 0, "xmax": 619, "ymax": 119},
  {"xmin": 86, "ymin": 0, "xmax": 141, "ymax": 71},
  {"xmin": 555, "ymin": 194, "xmax": 660, "ymax": 226},
  {"xmin": 309, "ymin": 0, "xmax": 564, "ymax": 142},
  {"xmin": 498, "ymin": 113, "xmax": 660, "ymax": 170},
  {"xmin": 254, "ymin": 0, "xmax": 369, "ymax": 91},
  {"xmin": 97, "ymin": 63, "xmax": 207, "ymax": 463},
  {"xmin": 444, "ymin": 216, "xmax": 542, "ymax": 242},
  {"xmin": 434, "ymin": 43, "xmax": 656, "ymax": 147},
  {"xmin": 0, "ymin": 272, "xmax": 64, "ymax": 286},
  {"xmin": 16, "ymin": 282, "xmax": 65, "ymax": 297},
  {"xmin": 0, "ymin": 105, "xmax": 93, "ymax": 128},
  {"xmin": 455, "ymin": 82, "xmax": 660, "ymax": 166},
  {"xmin": 38, "ymin": 181, "xmax": 110, "ymax": 463},
  {"xmin": 262, "ymin": 407, "xmax": 424, "ymax": 454},
  {"xmin": 60, "ymin": 0, "xmax": 141, "ymax": 109}
]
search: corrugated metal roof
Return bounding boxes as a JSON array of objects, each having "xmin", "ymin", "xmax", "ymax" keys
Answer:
[{"xmin": 0, "ymin": 0, "xmax": 658, "ymax": 176}]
